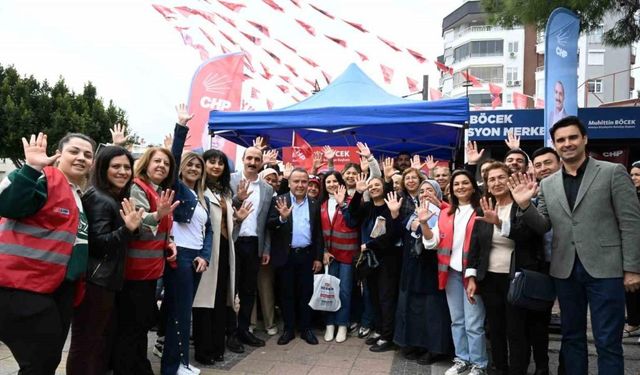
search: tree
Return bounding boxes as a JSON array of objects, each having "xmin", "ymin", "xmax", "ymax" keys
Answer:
[
  {"xmin": 0, "ymin": 64, "xmax": 129, "ymax": 167},
  {"xmin": 481, "ymin": 0, "xmax": 640, "ymax": 47}
]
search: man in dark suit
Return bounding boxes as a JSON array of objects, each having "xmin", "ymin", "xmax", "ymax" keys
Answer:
[
  {"xmin": 267, "ymin": 168, "xmax": 323, "ymax": 345},
  {"xmin": 509, "ymin": 116, "xmax": 640, "ymax": 375}
]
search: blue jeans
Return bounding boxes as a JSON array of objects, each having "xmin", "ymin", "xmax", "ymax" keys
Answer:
[
  {"xmin": 350, "ymin": 278, "xmax": 376, "ymax": 328},
  {"xmin": 555, "ymin": 256, "xmax": 625, "ymax": 375},
  {"xmin": 325, "ymin": 260, "xmax": 353, "ymax": 326},
  {"xmin": 445, "ymin": 270, "xmax": 488, "ymax": 368},
  {"xmin": 161, "ymin": 247, "xmax": 202, "ymax": 375}
]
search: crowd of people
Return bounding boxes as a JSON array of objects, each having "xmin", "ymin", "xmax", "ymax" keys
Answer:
[{"xmin": 0, "ymin": 108, "xmax": 639, "ymax": 375}]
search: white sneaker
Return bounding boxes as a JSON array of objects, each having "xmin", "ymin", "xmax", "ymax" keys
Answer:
[
  {"xmin": 248, "ymin": 325, "xmax": 255, "ymax": 334},
  {"xmin": 335, "ymin": 326, "xmax": 347, "ymax": 343},
  {"xmin": 324, "ymin": 325, "xmax": 335, "ymax": 342},
  {"xmin": 177, "ymin": 364, "xmax": 200, "ymax": 375},
  {"xmin": 266, "ymin": 326, "xmax": 278, "ymax": 336},
  {"xmin": 444, "ymin": 358, "xmax": 471, "ymax": 375},
  {"xmin": 468, "ymin": 365, "xmax": 487, "ymax": 375}
]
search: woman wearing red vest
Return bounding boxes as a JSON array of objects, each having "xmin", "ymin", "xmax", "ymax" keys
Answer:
[
  {"xmin": 113, "ymin": 146, "xmax": 179, "ymax": 375},
  {"xmin": 0, "ymin": 132, "xmax": 95, "ymax": 374},
  {"xmin": 320, "ymin": 171, "xmax": 359, "ymax": 343},
  {"xmin": 421, "ymin": 170, "xmax": 489, "ymax": 375}
]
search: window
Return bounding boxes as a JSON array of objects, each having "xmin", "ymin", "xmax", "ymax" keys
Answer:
[
  {"xmin": 588, "ymin": 25, "xmax": 604, "ymax": 43},
  {"xmin": 453, "ymin": 65, "xmax": 504, "ymax": 87},
  {"xmin": 506, "ymin": 93, "xmax": 513, "ymax": 104},
  {"xmin": 508, "ymin": 41, "xmax": 519, "ymax": 54},
  {"xmin": 468, "ymin": 93, "xmax": 493, "ymax": 107},
  {"xmin": 453, "ymin": 40, "xmax": 504, "ymax": 62},
  {"xmin": 506, "ymin": 67, "xmax": 519, "ymax": 82},
  {"xmin": 587, "ymin": 79, "xmax": 603, "ymax": 93},
  {"xmin": 587, "ymin": 50, "xmax": 605, "ymax": 65}
]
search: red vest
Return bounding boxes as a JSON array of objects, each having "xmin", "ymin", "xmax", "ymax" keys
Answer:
[
  {"xmin": 0, "ymin": 167, "xmax": 79, "ymax": 294},
  {"xmin": 320, "ymin": 198, "xmax": 359, "ymax": 264},
  {"xmin": 435, "ymin": 204, "xmax": 476, "ymax": 290},
  {"xmin": 125, "ymin": 178, "xmax": 172, "ymax": 280}
]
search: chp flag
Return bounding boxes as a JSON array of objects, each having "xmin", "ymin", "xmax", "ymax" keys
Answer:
[{"xmin": 186, "ymin": 52, "xmax": 246, "ymax": 152}]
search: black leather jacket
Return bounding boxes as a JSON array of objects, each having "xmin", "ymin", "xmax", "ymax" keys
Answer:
[{"xmin": 82, "ymin": 187, "xmax": 134, "ymax": 291}]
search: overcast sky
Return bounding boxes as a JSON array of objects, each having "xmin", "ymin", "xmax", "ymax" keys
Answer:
[{"xmin": 0, "ymin": 0, "xmax": 462, "ymax": 144}]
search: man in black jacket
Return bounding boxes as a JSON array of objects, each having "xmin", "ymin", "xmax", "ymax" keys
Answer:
[{"xmin": 267, "ymin": 168, "xmax": 323, "ymax": 345}]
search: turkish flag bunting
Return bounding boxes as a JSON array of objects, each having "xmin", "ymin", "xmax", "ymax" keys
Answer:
[
  {"xmin": 342, "ymin": 19, "xmax": 368, "ymax": 32},
  {"xmin": 489, "ymin": 83, "xmax": 502, "ymax": 96},
  {"xmin": 199, "ymin": 28, "xmax": 216, "ymax": 46},
  {"xmin": 248, "ymin": 20, "xmax": 270, "ymax": 37},
  {"xmin": 304, "ymin": 78, "xmax": 316, "ymax": 87},
  {"xmin": 240, "ymin": 31, "xmax": 260, "ymax": 45},
  {"xmin": 251, "ymin": 87, "xmax": 260, "ymax": 99},
  {"xmin": 152, "ymin": 4, "xmax": 176, "ymax": 20},
  {"xmin": 356, "ymin": 51, "xmax": 369, "ymax": 62},
  {"xmin": 321, "ymin": 70, "xmax": 332, "ymax": 84},
  {"xmin": 295, "ymin": 86, "xmax": 309, "ymax": 96},
  {"xmin": 300, "ymin": 55, "xmax": 319, "ymax": 67},
  {"xmin": 276, "ymin": 39, "xmax": 297, "ymax": 53},
  {"xmin": 264, "ymin": 49, "xmax": 281, "ymax": 64},
  {"xmin": 285, "ymin": 64, "xmax": 298, "ymax": 77},
  {"xmin": 218, "ymin": 0, "xmax": 245, "ymax": 12},
  {"xmin": 221, "ymin": 45, "xmax": 231, "ymax": 54},
  {"xmin": 462, "ymin": 71, "xmax": 482, "ymax": 87},
  {"xmin": 295, "ymin": 19, "xmax": 316, "ymax": 36},
  {"xmin": 491, "ymin": 95, "xmax": 502, "ymax": 109},
  {"xmin": 260, "ymin": 62, "xmax": 272, "ymax": 79},
  {"xmin": 279, "ymin": 75, "xmax": 291, "ymax": 83},
  {"xmin": 292, "ymin": 131, "xmax": 314, "ymax": 170},
  {"xmin": 325, "ymin": 35, "xmax": 347, "ymax": 48},
  {"xmin": 377, "ymin": 36, "xmax": 401, "ymax": 52},
  {"xmin": 174, "ymin": 6, "xmax": 197, "ymax": 18},
  {"xmin": 262, "ymin": 0, "xmax": 284, "ymax": 12},
  {"xmin": 430, "ymin": 88, "xmax": 443, "ymax": 100},
  {"xmin": 243, "ymin": 59, "xmax": 255, "ymax": 73},
  {"xmin": 513, "ymin": 92, "xmax": 528, "ymax": 109},
  {"xmin": 219, "ymin": 31, "xmax": 236, "ymax": 44},
  {"xmin": 290, "ymin": 0, "xmax": 301, "ymax": 7},
  {"xmin": 535, "ymin": 98, "xmax": 545, "ymax": 108},
  {"xmin": 277, "ymin": 84, "xmax": 289, "ymax": 93},
  {"xmin": 193, "ymin": 44, "xmax": 209, "ymax": 61},
  {"xmin": 434, "ymin": 61, "xmax": 453, "ymax": 75},
  {"xmin": 215, "ymin": 12, "xmax": 236, "ymax": 26},
  {"xmin": 406, "ymin": 77, "xmax": 419, "ymax": 92},
  {"xmin": 407, "ymin": 48, "xmax": 427, "ymax": 63},
  {"xmin": 309, "ymin": 4, "xmax": 335, "ymax": 19},
  {"xmin": 380, "ymin": 64, "xmax": 394, "ymax": 84}
]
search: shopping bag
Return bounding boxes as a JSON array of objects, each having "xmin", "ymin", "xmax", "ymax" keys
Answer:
[{"xmin": 308, "ymin": 264, "xmax": 341, "ymax": 312}]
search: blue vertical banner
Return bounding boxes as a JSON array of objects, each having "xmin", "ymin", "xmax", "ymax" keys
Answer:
[{"xmin": 544, "ymin": 8, "xmax": 580, "ymax": 146}]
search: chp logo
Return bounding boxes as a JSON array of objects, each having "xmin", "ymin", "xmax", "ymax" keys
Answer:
[
  {"xmin": 199, "ymin": 72, "xmax": 233, "ymax": 110},
  {"xmin": 555, "ymin": 31, "xmax": 569, "ymax": 58}
]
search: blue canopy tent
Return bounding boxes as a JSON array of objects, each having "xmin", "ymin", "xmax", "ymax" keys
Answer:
[{"xmin": 208, "ymin": 63, "xmax": 469, "ymax": 159}]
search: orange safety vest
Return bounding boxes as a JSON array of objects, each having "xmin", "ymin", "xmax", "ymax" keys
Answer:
[
  {"xmin": 0, "ymin": 167, "xmax": 79, "ymax": 294},
  {"xmin": 320, "ymin": 198, "xmax": 359, "ymax": 264},
  {"xmin": 125, "ymin": 178, "xmax": 172, "ymax": 280},
  {"xmin": 435, "ymin": 206, "xmax": 476, "ymax": 290}
]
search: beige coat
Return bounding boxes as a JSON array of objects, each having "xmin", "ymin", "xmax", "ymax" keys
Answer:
[{"xmin": 193, "ymin": 189, "xmax": 237, "ymax": 309}]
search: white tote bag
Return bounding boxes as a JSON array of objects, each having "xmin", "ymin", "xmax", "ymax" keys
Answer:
[{"xmin": 308, "ymin": 264, "xmax": 341, "ymax": 312}]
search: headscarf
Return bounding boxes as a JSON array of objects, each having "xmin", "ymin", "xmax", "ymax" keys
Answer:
[{"xmin": 423, "ymin": 179, "xmax": 443, "ymax": 200}]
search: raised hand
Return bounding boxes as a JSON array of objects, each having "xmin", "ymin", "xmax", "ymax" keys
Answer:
[
  {"xmin": 110, "ymin": 123, "xmax": 128, "ymax": 146},
  {"xmin": 22, "ymin": 133, "xmax": 60, "ymax": 171},
  {"xmin": 423, "ymin": 190, "xmax": 441, "ymax": 208},
  {"xmin": 359, "ymin": 155, "xmax": 370, "ymax": 173},
  {"xmin": 163, "ymin": 134, "xmax": 173, "ymax": 149},
  {"xmin": 417, "ymin": 200, "xmax": 435, "ymax": 225},
  {"xmin": 275, "ymin": 196, "xmax": 292, "ymax": 220},
  {"xmin": 120, "ymin": 198, "xmax": 144, "ymax": 232},
  {"xmin": 233, "ymin": 200, "xmax": 254, "ymax": 221},
  {"xmin": 425, "ymin": 155, "xmax": 437, "ymax": 171},
  {"xmin": 335, "ymin": 184, "xmax": 347, "ymax": 206},
  {"xmin": 476, "ymin": 197, "xmax": 500, "ymax": 225},
  {"xmin": 322, "ymin": 145, "xmax": 335, "ymax": 160},
  {"xmin": 283, "ymin": 162, "xmax": 294, "ymax": 179},
  {"xmin": 253, "ymin": 136, "xmax": 267, "ymax": 150},
  {"xmin": 155, "ymin": 189, "xmax": 180, "ymax": 220},
  {"xmin": 383, "ymin": 157, "xmax": 395, "ymax": 179},
  {"xmin": 466, "ymin": 141, "xmax": 485, "ymax": 165},
  {"xmin": 356, "ymin": 142, "xmax": 371, "ymax": 158},
  {"xmin": 354, "ymin": 173, "xmax": 368, "ymax": 193},
  {"xmin": 236, "ymin": 179, "xmax": 253, "ymax": 202},
  {"xmin": 412, "ymin": 155, "xmax": 427, "ymax": 170},
  {"xmin": 505, "ymin": 130, "xmax": 520, "ymax": 150},
  {"xmin": 507, "ymin": 172, "xmax": 538, "ymax": 209},
  {"xmin": 384, "ymin": 191, "xmax": 403, "ymax": 218},
  {"xmin": 175, "ymin": 103, "xmax": 194, "ymax": 126},
  {"xmin": 313, "ymin": 151, "xmax": 324, "ymax": 170},
  {"xmin": 262, "ymin": 149, "xmax": 278, "ymax": 166}
]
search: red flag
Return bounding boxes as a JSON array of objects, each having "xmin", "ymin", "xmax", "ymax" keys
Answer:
[
  {"xmin": 267, "ymin": 99, "xmax": 274, "ymax": 109},
  {"xmin": 151, "ymin": 4, "xmax": 176, "ymax": 20},
  {"xmin": 285, "ymin": 64, "xmax": 298, "ymax": 77},
  {"xmin": 489, "ymin": 83, "xmax": 502, "ymax": 96},
  {"xmin": 406, "ymin": 48, "xmax": 427, "ymax": 63},
  {"xmin": 251, "ymin": 87, "xmax": 260, "ymax": 99},
  {"xmin": 535, "ymin": 98, "xmax": 545, "ymax": 109},
  {"xmin": 380, "ymin": 64, "xmax": 394, "ymax": 84},
  {"xmin": 262, "ymin": 0, "xmax": 284, "ymax": 12},
  {"xmin": 221, "ymin": 45, "xmax": 231, "ymax": 54},
  {"xmin": 218, "ymin": 0, "xmax": 245, "ymax": 12},
  {"xmin": 176, "ymin": 27, "xmax": 193, "ymax": 46},
  {"xmin": 186, "ymin": 52, "xmax": 245, "ymax": 150},
  {"xmin": 295, "ymin": 86, "xmax": 309, "ymax": 96},
  {"xmin": 276, "ymin": 39, "xmax": 297, "ymax": 53},
  {"xmin": 243, "ymin": 60, "xmax": 255, "ymax": 73},
  {"xmin": 292, "ymin": 131, "xmax": 314, "ymax": 170},
  {"xmin": 342, "ymin": 19, "xmax": 368, "ymax": 32},
  {"xmin": 199, "ymin": 11, "xmax": 216, "ymax": 24},
  {"xmin": 264, "ymin": 49, "xmax": 281, "ymax": 64},
  {"xmin": 290, "ymin": 0, "xmax": 301, "ymax": 7},
  {"xmin": 248, "ymin": 20, "xmax": 270, "ymax": 37},
  {"xmin": 295, "ymin": 19, "xmax": 316, "ymax": 36},
  {"xmin": 279, "ymin": 75, "xmax": 291, "ymax": 83},
  {"xmin": 462, "ymin": 71, "xmax": 482, "ymax": 87},
  {"xmin": 300, "ymin": 55, "xmax": 319, "ymax": 67},
  {"xmin": 199, "ymin": 28, "xmax": 216, "ymax": 46},
  {"xmin": 325, "ymin": 35, "xmax": 347, "ymax": 48},
  {"xmin": 309, "ymin": 4, "xmax": 335, "ymax": 19},
  {"xmin": 434, "ymin": 61, "xmax": 453, "ymax": 75},
  {"xmin": 321, "ymin": 70, "xmax": 332, "ymax": 84},
  {"xmin": 215, "ymin": 12, "xmax": 236, "ymax": 27},
  {"xmin": 355, "ymin": 51, "xmax": 369, "ymax": 62},
  {"xmin": 491, "ymin": 95, "xmax": 502, "ymax": 109},
  {"xmin": 303, "ymin": 78, "xmax": 315, "ymax": 87},
  {"xmin": 406, "ymin": 77, "xmax": 419, "ymax": 92},
  {"xmin": 260, "ymin": 62, "xmax": 272, "ymax": 79},
  {"xmin": 240, "ymin": 31, "xmax": 260, "ymax": 45},
  {"xmin": 174, "ymin": 6, "xmax": 197, "ymax": 18},
  {"xmin": 513, "ymin": 92, "xmax": 528, "ymax": 109},
  {"xmin": 377, "ymin": 36, "xmax": 401, "ymax": 52},
  {"xmin": 277, "ymin": 84, "xmax": 289, "ymax": 93},
  {"xmin": 219, "ymin": 31, "xmax": 236, "ymax": 45},
  {"xmin": 429, "ymin": 88, "xmax": 443, "ymax": 100}
]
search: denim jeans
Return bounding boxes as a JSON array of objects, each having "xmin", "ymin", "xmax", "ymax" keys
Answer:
[
  {"xmin": 161, "ymin": 247, "xmax": 202, "ymax": 375},
  {"xmin": 350, "ymin": 278, "xmax": 376, "ymax": 328},
  {"xmin": 326, "ymin": 260, "xmax": 353, "ymax": 326},
  {"xmin": 445, "ymin": 270, "xmax": 488, "ymax": 368}
]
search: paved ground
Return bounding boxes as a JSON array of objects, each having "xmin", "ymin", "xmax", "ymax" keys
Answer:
[{"xmin": 2, "ymin": 327, "xmax": 640, "ymax": 374}]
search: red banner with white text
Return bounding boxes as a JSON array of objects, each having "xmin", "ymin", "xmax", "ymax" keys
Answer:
[{"xmin": 282, "ymin": 146, "xmax": 360, "ymax": 172}]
